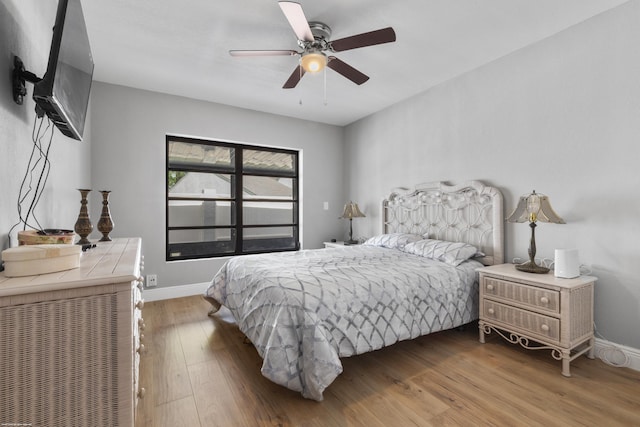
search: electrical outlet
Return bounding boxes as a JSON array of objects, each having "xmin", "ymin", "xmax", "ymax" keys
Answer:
[{"xmin": 146, "ymin": 274, "xmax": 158, "ymax": 288}]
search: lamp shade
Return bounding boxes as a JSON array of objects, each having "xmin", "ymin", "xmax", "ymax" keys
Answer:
[
  {"xmin": 340, "ymin": 201, "xmax": 365, "ymax": 219},
  {"xmin": 506, "ymin": 190, "xmax": 565, "ymax": 224},
  {"xmin": 301, "ymin": 51, "xmax": 327, "ymax": 73}
]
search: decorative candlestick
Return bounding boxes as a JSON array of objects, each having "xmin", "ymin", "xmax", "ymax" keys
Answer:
[
  {"xmin": 74, "ymin": 189, "xmax": 92, "ymax": 245},
  {"xmin": 97, "ymin": 190, "xmax": 114, "ymax": 242}
]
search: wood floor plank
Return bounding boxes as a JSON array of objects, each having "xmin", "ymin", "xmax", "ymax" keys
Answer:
[
  {"xmin": 189, "ymin": 351, "xmax": 256, "ymax": 427},
  {"xmin": 142, "ymin": 299, "xmax": 198, "ymax": 407},
  {"xmin": 149, "ymin": 321, "xmax": 193, "ymax": 406},
  {"xmin": 327, "ymin": 361, "xmax": 427, "ymax": 427},
  {"xmin": 136, "ymin": 296, "xmax": 640, "ymax": 427},
  {"xmin": 150, "ymin": 395, "xmax": 201, "ymax": 427},
  {"xmin": 409, "ymin": 365, "xmax": 525, "ymax": 426},
  {"xmin": 346, "ymin": 350, "xmax": 451, "ymax": 420}
]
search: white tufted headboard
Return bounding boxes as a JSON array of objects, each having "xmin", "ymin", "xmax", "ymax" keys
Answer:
[{"xmin": 382, "ymin": 180, "xmax": 504, "ymax": 266}]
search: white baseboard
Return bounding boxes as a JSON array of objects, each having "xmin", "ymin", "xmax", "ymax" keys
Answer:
[
  {"xmin": 595, "ymin": 338, "xmax": 640, "ymax": 372},
  {"xmin": 143, "ymin": 282, "xmax": 210, "ymax": 302},
  {"xmin": 142, "ymin": 283, "xmax": 640, "ymax": 373}
]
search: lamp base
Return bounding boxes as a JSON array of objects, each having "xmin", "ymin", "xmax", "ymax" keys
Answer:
[{"xmin": 515, "ymin": 260, "xmax": 550, "ymax": 274}]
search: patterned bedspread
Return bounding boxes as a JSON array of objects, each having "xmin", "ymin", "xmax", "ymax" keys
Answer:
[{"xmin": 205, "ymin": 245, "xmax": 481, "ymax": 401}]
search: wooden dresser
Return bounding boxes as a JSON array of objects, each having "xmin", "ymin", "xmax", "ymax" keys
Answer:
[
  {"xmin": 478, "ymin": 263, "xmax": 596, "ymax": 376},
  {"xmin": 0, "ymin": 238, "xmax": 144, "ymax": 427}
]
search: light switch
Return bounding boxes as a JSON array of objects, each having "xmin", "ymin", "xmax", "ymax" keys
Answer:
[{"xmin": 323, "ymin": 202, "xmax": 329, "ymax": 210}]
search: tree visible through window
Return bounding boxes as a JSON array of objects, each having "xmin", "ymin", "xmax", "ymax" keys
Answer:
[{"xmin": 166, "ymin": 136, "xmax": 299, "ymax": 260}]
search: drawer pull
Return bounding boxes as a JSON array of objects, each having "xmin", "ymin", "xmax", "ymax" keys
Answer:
[
  {"xmin": 136, "ymin": 300, "xmax": 145, "ymax": 310},
  {"xmin": 487, "ymin": 308, "xmax": 495, "ymax": 315},
  {"xmin": 138, "ymin": 387, "xmax": 146, "ymax": 399},
  {"xmin": 137, "ymin": 344, "xmax": 147, "ymax": 355},
  {"xmin": 540, "ymin": 296, "xmax": 549, "ymax": 304},
  {"xmin": 138, "ymin": 319, "xmax": 146, "ymax": 331},
  {"xmin": 541, "ymin": 324, "xmax": 550, "ymax": 332},
  {"xmin": 486, "ymin": 284, "xmax": 494, "ymax": 291},
  {"xmin": 140, "ymin": 333, "xmax": 145, "ymax": 341}
]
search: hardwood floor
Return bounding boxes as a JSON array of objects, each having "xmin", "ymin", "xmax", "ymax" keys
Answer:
[{"xmin": 136, "ymin": 296, "xmax": 640, "ymax": 427}]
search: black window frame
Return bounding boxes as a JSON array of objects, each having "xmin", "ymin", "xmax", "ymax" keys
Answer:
[{"xmin": 166, "ymin": 135, "xmax": 300, "ymax": 261}]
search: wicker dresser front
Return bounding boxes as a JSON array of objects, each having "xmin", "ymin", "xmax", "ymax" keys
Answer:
[
  {"xmin": 0, "ymin": 238, "xmax": 143, "ymax": 427},
  {"xmin": 478, "ymin": 263, "xmax": 596, "ymax": 377}
]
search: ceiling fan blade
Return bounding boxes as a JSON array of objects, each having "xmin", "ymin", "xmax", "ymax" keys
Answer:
[
  {"xmin": 330, "ymin": 27, "xmax": 396, "ymax": 52},
  {"xmin": 283, "ymin": 65, "xmax": 305, "ymax": 89},
  {"xmin": 229, "ymin": 50, "xmax": 298, "ymax": 57},
  {"xmin": 327, "ymin": 57, "xmax": 369, "ymax": 85},
  {"xmin": 279, "ymin": 1, "xmax": 314, "ymax": 42}
]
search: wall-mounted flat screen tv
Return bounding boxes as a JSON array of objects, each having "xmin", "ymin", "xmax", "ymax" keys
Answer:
[{"xmin": 33, "ymin": 0, "xmax": 94, "ymax": 141}]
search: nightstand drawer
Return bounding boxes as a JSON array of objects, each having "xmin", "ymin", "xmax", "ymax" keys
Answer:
[
  {"xmin": 483, "ymin": 300, "xmax": 560, "ymax": 342},
  {"xmin": 483, "ymin": 277, "xmax": 560, "ymax": 314}
]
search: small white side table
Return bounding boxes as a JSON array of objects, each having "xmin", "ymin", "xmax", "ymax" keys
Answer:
[{"xmin": 323, "ymin": 241, "xmax": 346, "ymax": 248}]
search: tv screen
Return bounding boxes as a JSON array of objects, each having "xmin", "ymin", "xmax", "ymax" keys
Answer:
[{"xmin": 33, "ymin": 0, "xmax": 94, "ymax": 141}]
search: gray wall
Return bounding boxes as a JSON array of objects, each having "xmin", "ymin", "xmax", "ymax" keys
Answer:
[
  {"xmin": 89, "ymin": 82, "xmax": 345, "ymax": 288},
  {"xmin": 0, "ymin": 0, "xmax": 92, "ymax": 250},
  {"xmin": 344, "ymin": 2, "xmax": 640, "ymax": 349}
]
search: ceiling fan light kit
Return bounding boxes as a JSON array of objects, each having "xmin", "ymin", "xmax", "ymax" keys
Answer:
[
  {"xmin": 300, "ymin": 51, "xmax": 327, "ymax": 73},
  {"xmin": 229, "ymin": 1, "xmax": 396, "ymax": 89}
]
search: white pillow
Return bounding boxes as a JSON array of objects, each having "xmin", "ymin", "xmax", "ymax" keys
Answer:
[
  {"xmin": 363, "ymin": 233, "xmax": 423, "ymax": 250},
  {"xmin": 403, "ymin": 239, "xmax": 479, "ymax": 266}
]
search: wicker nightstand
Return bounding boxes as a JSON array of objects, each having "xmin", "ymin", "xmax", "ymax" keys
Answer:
[{"xmin": 477, "ymin": 263, "xmax": 596, "ymax": 377}]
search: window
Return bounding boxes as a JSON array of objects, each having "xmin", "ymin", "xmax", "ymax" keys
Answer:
[{"xmin": 166, "ymin": 136, "xmax": 299, "ymax": 261}]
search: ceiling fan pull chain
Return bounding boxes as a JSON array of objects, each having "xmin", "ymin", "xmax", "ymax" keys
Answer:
[
  {"xmin": 323, "ymin": 67, "xmax": 328, "ymax": 106},
  {"xmin": 299, "ymin": 62, "xmax": 303, "ymax": 105}
]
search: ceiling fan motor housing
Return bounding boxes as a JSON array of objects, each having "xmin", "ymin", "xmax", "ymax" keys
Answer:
[
  {"xmin": 298, "ymin": 22, "xmax": 332, "ymax": 52},
  {"xmin": 309, "ymin": 22, "xmax": 332, "ymax": 40}
]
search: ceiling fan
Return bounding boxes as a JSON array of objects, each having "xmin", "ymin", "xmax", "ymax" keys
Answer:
[{"xmin": 229, "ymin": 1, "xmax": 396, "ymax": 89}]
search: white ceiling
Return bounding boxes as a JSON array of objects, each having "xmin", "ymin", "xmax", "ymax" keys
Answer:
[{"xmin": 82, "ymin": 0, "xmax": 627, "ymax": 127}]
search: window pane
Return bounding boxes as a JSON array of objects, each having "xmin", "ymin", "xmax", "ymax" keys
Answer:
[
  {"xmin": 243, "ymin": 226, "xmax": 296, "ymax": 252},
  {"xmin": 168, "ymin": 200, "xmax": 235, "ymax": 227},
  {"xmin": 243, "ymin": 176, "xmax": 293, "ymax": 199},
  {"xmin": 168, "ymin": 229, "xmax": 236, "ymax": 258},
  {"xmin": 169, "ymin": 141, "xmax": 234, "ymax": 169},
  {"xmin": 243, "ymin": 202, "xmax": 293, "ymax": 225},
  {"xmin": 243, "ymin": 149, "xmax": 295, "ymax": 173},
  {"xmin": 168, "ymin": 172, "xmax": 232, "ymax": 199},
  {"xmin": 169, "ymin": 228, "xmax": 233, "ymax": 244}
]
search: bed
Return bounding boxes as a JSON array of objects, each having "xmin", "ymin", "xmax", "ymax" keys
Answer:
[{"xmin": 205, "ymin": 180, "xmax": 504, "ymax": 400}]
